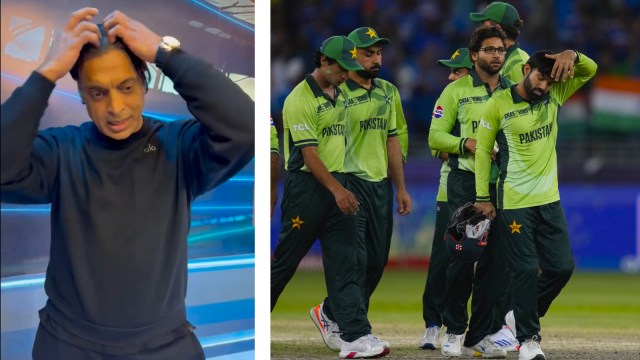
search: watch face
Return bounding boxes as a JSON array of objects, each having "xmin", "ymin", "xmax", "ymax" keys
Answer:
[{"xmin": 163, "ymin": 36, "xmax": 181, "ymax": 48}]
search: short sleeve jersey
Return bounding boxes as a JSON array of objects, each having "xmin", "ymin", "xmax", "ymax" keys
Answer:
[
  {"xmin": 501, "ymin": 45, "xmax": 530, "ymax": 83},
  {"xmin": 341, "ymin": 78, "xmax": 400, "ymax": 182},
  {"xmin": 475, "ymin": 53, "xmax": 598, "ymax": 209},
  {"xmin": 283, "ymin": 75, "xmax": 348, "ymax": 173},
  {"xmin": 428, "ymin": 71, "xmax": 513, "ymax": 174},
  {"xmin": 270, "ymin": 116, "xmax": 279, "ymax": 155}
]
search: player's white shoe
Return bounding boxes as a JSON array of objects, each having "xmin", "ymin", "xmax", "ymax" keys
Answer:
[
  {"xmin": 489, "ymin": 325, "xmax": 519, "ymax": 352},
  {"xmin": 339, "ymin": 334, "xmax": 388, "ymax": 358},
  {"xmin": 370, "ymin": 335, "xmax": 390, "ymax": 351},
  {"xmin": 309, "ymin": 303, "xmax": 343, "ymax": 351},
  {"xmin": 518, "ymin": 336, "xmax": 545, "ymax": 360},
  {"xmin": 419, "ymin": 324, "xmax": 441, "ymax": 349},
  {"xmin": 504, "ymin": 310, "xmax": 517, "ymax": 339},
  {"xmin": 441, "ymin": 333, "xmax": 464, "ymax": 357},
  {"xmin": 462, "ymin": 335, "xmax": 507, "ymax": 358}
]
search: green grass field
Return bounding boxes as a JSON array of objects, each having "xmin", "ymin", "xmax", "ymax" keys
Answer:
[{"xmin": 271, "ymin": 269, "xmax": 640, "ymax": 359}]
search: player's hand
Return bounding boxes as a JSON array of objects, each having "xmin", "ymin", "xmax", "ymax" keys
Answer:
[
  {"xmin": 333, "ymin": 187, "xmax": 359, "ymax": 215},
  {"xmin": 37, "ymin": 7, "xmax": 101, "ymax": 83},
  {"xmin": 396, "ymin": 189, "xmax": 411, "ymax": 216},
  {"xmin": 474, "ymin": 201, "xmax": 496, "ymax": 220},
  {"xmin": 545, "ymin": 50, "xmax": 577, "ymax": 82},
  {"xmin": 103, "ymin": 10, "xmax": 162, "ymax": 63},
  {"xmin": 464, "ymin": 138, "xmax": 477, "ymax": 155}
]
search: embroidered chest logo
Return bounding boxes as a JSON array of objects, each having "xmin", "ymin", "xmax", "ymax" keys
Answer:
[
  {"xmin": 291, "ymin": 216, "xmax": 304, "ymax": 229},
  {"xmin": 143, "ymin": 143, "xmax": 157, "ymax": 153}
]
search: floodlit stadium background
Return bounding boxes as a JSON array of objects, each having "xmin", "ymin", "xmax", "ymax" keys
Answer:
[{"xmin": 0, "ymin": 1, "xmax": 255, "ymax": 359}]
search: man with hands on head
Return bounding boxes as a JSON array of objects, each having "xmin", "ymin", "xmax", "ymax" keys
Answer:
[
  {"xmin": 1, "ymin": 7, "xmax": 254, "ymax": 360},
  {"xmin": 474, "ymin": 49, "xmax": 597, "ymax": 360}
]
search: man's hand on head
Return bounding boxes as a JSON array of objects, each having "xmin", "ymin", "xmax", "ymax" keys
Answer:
[
  {"xmin": 37, "ymin": 7, "xmax": 101, "ymax": 83},
  {"xmin": 103, "ymin": 11, "xmax": 163, "ymax": 64}
]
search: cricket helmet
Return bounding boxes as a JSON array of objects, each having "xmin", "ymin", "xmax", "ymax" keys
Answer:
[{"xmin": 445, "ymin": 202, "xmax": 491, "ymax": 262}]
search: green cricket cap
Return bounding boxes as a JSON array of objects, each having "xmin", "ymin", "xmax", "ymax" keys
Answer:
[
  {"xmin": 347, "ymin": 27, "xmax": 390, "ymax": 48},
  {"xmin": 469, "ymin": 2, "xmax": 523, "ymax": 28},
  {"xmin": 437, "ymin": 48, "xmax": 473, "ymax": 70},
  {"xmin": 320, "ymin": 36, "xmax": 364, "ymax": 71}
]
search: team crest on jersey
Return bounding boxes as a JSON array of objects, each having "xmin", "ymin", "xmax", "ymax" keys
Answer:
[{"xmin": 433, "ymin": 105, "xmax": 444, "ymax": 119}]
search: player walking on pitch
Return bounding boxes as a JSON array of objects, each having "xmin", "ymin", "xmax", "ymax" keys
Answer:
[
  {"xmin": 428, "ymin": 26, "xmax": 513, "ymax": 358},
  {"xmin": 310, "ymin": 26, "xmax": 410, "ymax": 355},
  {"xmin": 419, "ymin": 47, "xmax": 473, "ymax": 350},
  {"xmin": 474, "ymin": 49, "xmax": 597, "ymax": 360},
  {"xmin": 270, "ymin": 35, "xmax": 389, "ymax": 359}
]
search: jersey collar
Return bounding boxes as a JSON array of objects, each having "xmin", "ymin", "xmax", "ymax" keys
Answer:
[
  {"xmin": 345, "ymin": 78, "xmax": 381, "ymax": 92},
  {"xmin": 305, "ymin": 74, "xmax": 343, "ymax": 101},
  {"xmin": 505, "ymin": 42, "xmax": 520, "ymax": 60},
  {"xmin": 470, "ymin": 70, "xmax": 510, "ymax": 90}
]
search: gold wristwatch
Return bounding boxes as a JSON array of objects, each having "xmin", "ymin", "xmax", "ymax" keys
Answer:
[{"xmin": 159, "ymin": 36, "xmax": 181, "ymax": 51}]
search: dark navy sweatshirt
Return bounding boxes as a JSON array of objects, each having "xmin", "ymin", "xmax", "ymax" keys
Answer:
[{"xmin": 0, "ymin": 48, "xmax": 254, "ymax": 354}]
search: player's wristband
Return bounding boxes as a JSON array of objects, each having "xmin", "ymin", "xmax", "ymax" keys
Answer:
[
  {"xmin": 476, "ymin": 195, "xmax": 491, "ymax": 202},
  {"xmin": 459, "ymin": 138, "xmax": 468, "ymax": 154}
]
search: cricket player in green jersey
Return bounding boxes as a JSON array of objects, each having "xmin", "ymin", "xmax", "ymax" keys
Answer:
[
  {"xmin": 470, "ymin": 1, "xmax": 529, "ymax": 82},
  {"xmin": 420, "ymin": 47, "xmax": 472, "ymax": 350},
  {"xmin": 270, "ymin": 115, "xmax": 280, "ymax": 216},
  {"xmin": 470, "ymin": 2, "xmax": 530, "ymax": 349},
  {"xmin": 310, "ymin": 27, "xmax": 410, "ymax": 355},
  {"xmin": 271, "ymin": 35, "xmax": 389, "ymax": 359},
  {"xmin": 474, "ymin": 50, "xmax": 597, "ymax": 360},
  {"xmin": 428, "ymin": 26, "xmax": 513, "ymax": 358}
]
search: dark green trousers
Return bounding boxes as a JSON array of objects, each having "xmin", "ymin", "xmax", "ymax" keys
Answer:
[
  {"xmin": 324, "ymin": 175, "xmax": 392, "ymax": 331},
  {"xmin": 421, "ymin": 201, "xmax": 452, "ymax": 327},
  {"xmin": 443, "ymin": 169, "xmax": 507, "ymax": 347},
  {"xmin": 271, "ymin": 171, "xmax": 369, "ymax": 342},
  {"xmin": 498, "ymin": 201, "xmax": 574, "ymax": 341}
]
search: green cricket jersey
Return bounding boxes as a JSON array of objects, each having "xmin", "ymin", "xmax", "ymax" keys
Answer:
[
  {"xmin": 475, "ymin": 52, "xmax": 598, "ymax": 209},
  {"xmin": 501, "ymin": 44, "xmax": 529, "ymax": 83},
  {"xmin": 428, "ymin": 71, "xmax": 513, "ymax": 174},
  {"xmin": 283, "ymin": 75, "xmax": 348, "ymax": 173},
  {"xmin": 270, "ymin": 116, "xmax": 279, "ymax": 154},
  {"xmin": 341, "ymin": 78, "xmax": 400, "ymax": 182}
]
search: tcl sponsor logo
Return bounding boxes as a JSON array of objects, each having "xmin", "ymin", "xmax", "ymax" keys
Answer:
[{"xmin": 292, "ymin": 124, "xmax": 310, "ymax": 132}]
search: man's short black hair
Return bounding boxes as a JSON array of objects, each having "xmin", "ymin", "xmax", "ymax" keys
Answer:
[
  {"xmin": 469, "ymin": 25, "xmax": 507, "ymax": 53},
  {"xmin": 500, "ymin": 24, "xmax": 521, "ymax": 41},
  {"xmin": 70, "ymin": 24, "xmax": 150, "ymax": 91},
  {"xmin": 525, "ymin": 50, "xmax": 555, "ymax": 77},
  {"xmin": 312, "ymin": 49, "xmax": 337, "ymax": 68}
]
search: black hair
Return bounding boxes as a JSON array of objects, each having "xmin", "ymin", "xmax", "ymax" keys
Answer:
[
  {"xmin": 69, "ymin": 24, "xmax": 150, "ymax": 91},
  {"xmin": 469, "ymin": 25, "xmax": 507, "ymax": 53},
  {"xmin": 500, "ymin": 24, "xmax": 521, "ymax": 41},
  {"xmin": 525, "ymin": 50, "xmax": 556, "ymax": 77},
  {"xmin": 312, "ymin": 49, "xmax": 337, "ymax": 68}
]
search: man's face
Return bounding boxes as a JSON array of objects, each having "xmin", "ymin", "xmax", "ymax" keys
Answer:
[
  {"xmin": 322, "ymin": 58, "xmax": 349, "ymax": 87},
  {"xmin": 78, "ymin": 48, "xmax": 145, "ymax": 140},
  {"xmin": 355, "ymin": 45, "xmax": 382, "ymax": 79},
  {"xmin": 449, "ymin": 68, "xmax": 470, "ymax": 82},
  {"xmin": 471, "ymin": 37, "xmax": 505, "ymax": 75},
  {"xmin": 522, "ymin": 66, "xmax": 554, "ymax": 102}
]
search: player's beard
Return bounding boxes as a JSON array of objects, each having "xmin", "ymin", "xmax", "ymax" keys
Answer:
[
  {"xmin": 356, "ymin": 65, "xmax": 381, "ymax": 79},
  {"xmin": 476, "ymin": 57, "xmax": 502, "ymax": 76},
  {"xmin": 523, "ymin": 74, "xmax": 545, "ymax": 102}
]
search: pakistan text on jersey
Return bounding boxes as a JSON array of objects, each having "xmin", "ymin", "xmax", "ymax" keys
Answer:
[
  {"xmin": 321, "ymin": 124, "xmax": 346, "ymax": 138},
  {"xmin": 519, "ymin": 123, "xmax": 553, "ymax": 144},
  {"xmin": 459, "ymin": 96, "xmax": 488, "ymax": 106},
  {"xmin": 359, "ymin": 118, "xmax": 388, "ymax": 132}
]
